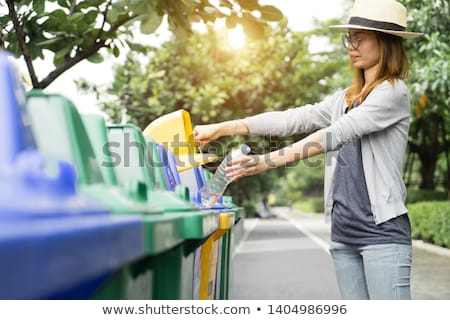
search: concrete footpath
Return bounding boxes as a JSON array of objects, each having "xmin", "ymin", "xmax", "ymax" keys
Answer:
[{"xmin": 231, "ymin": 207, "xmax": 450, "ymax": 300}]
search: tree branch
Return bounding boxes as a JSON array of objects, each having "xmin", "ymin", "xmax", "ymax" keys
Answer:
[
  {"xmin": 96, "ymin": 0, "xmax": 113, "ymax": 41},
  {"xmin": 0, "ymin": 22, "xmax": 5, "ymax": 50},
  {"xmin": 69, "ymin": 0, "xmax": 77, "ymax": 15},
  {"xmin": 37, "ymin": 40, "xmax": 107, "ymax": 88},
  {"xmin": 38, "ymin": 13, "xmax": 138, "ymax": 89},
  {"xmin": 6, "ymin": 0, "xmax": 39, "ymax": 87}
]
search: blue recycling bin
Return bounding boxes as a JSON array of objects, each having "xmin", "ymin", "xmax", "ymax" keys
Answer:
[
  {"xmin": 155, "ymin": 143, "xmax": 181, "ymax": 192},
  {"xmin": 0, "ymin": 51, "xmax": 144, "ymax": 299}
]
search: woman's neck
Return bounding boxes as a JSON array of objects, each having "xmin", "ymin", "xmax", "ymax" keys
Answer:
[{"xmin": 363, "ymin": 64, "xmax": 379, "ymax": 87}]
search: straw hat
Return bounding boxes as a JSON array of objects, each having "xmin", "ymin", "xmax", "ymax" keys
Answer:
[{"xmin": 329, "ymin": 0, "xmax": 422, "ymax": 39}]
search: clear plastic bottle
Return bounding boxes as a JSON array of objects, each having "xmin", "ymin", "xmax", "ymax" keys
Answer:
[{"xmin": 200, "ymin": 143, "xmax": 251, "ymax": 208}]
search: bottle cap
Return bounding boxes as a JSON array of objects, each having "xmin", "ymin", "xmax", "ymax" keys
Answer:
[{"xmin": 240, "ymin": 144, "xmax": 251, "ymax": 155}]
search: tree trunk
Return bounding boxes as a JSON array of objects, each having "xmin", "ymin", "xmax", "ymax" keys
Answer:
[
  {"xmin": 414, "ymin": 114, "xmax": 441, "ymax": 190},
  {"xmin": 417, "ymin": 150, "xmax": 438, "ymax": 190}
]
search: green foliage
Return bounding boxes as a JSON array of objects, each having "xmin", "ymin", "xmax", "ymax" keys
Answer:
[
  {"xmin": 408, "ymin": 201, "xmax": 450, "ymax": 248},
  {"xmin": 1, "ymin": 0, "xmax": 282, "ymax": 88},
  {"xmin": 84, "ymin": 22, "xmax": 347, "ymax": 128},
  {"xmin": 278, "ymin": 155, "xmax": 326, "ymax": 202},
  {"xmin": 275, "ymin": 155, "xmax": 326, "ymax": 214},
  {"xmin": 81, "ymin": 20, "xmax": 347, "ymax": 207},
  {"xmin": 293, "ymin": 197, "xmax": 324, "ymax": 214},
  {"xmin": 400, "ymin": 0, "xmax": 450, "ymax": 190},
  {"xmin": 406, "ymin": 188, "xmax": 448, "ymax": 204}
]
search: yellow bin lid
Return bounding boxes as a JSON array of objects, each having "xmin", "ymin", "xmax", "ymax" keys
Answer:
[{"xmin": 143, "ymin": 109, "xmax": 218, "ymax": 172}]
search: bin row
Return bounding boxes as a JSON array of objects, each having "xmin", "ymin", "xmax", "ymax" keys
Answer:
[{"xmin": 0, "ymin": 51, "xmax": 245, "ymax": 299}]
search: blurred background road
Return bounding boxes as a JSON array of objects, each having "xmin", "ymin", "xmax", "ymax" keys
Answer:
[{"xmin": 232, "ymin": 207, "xmax": 450, "ymax": 300}]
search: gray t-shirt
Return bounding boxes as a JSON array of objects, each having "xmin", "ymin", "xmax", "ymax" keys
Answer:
[{"xmin": 331, "ymin": 107, "xmax": 411, "ymax": 245}]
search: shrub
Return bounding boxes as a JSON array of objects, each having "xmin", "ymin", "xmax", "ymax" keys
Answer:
[
  {"xmin": 406, "ymin": 188, "xmax": 447, "ymax": 204},
  {"xmin": 294, "ymin": 197, "xmax": 324, "ymax": 213},
  {"xmin": 408, "ymin": 201, "xmax": 450, "ymax": 248}
]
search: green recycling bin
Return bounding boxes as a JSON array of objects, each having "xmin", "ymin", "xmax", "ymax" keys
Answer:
[
  {"xmin": 196, "ymin": 168, "xmax": 241, "ymax": 300},
  {"xmin": 177, "ymin": 166, "xmax": 237, "ymax": 300},
  {"xmin": 26, "ymin": 91, "xmax": 185, "ymax": 299},
  {"xmin": 88, "ymin": 119, "xmax": 218, "ymax": 299},
  {"xmin": 220, "ymin": 196, "xmax": 245, "ymax": 299}
]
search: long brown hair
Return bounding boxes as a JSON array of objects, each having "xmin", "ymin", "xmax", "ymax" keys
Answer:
[{"xmin": 345, "ymin": 32, "xmax": 409, "ymax": 107}]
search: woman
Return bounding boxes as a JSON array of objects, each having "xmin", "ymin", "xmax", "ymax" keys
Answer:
[{"xmin": 193, "ymin": 0, "xmax": 422, "ymax": 299}]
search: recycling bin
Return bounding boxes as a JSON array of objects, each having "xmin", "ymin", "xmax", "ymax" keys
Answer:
[
  {"xmin": 200, "ymin": 166, "xmax": 244, "ymax": 299},
  {"xmin": 0, "ymin": 52, "xmax": 144, "ymax": 299},
  {"xmin": 143, "ymin": 109, "xmax": 218, "ymax": 172},
  {"xmin": 178, "ymin": 166, "xmax": 236, "ymax": 300},
  {"xmin": 200, "ymin": 210, "xmax": 235, "ymax": 300},
  {"xmin": 143, "ymin": 109, "xmax": 241, "ymax": 300},
  {"xmin": 25, "ymin": 91, "xmax": 184, "ymax": 299},
  {"xmin": 221, "ymin": 196, "xmax": 245, "ymax": 299},
  {"xmin": 85, "ymin": 118, "xmax": 217, "ymax": 299},
  {"xmin": 0, "ymin": 197, "xmax": 144, "ymax": 300},
  {"xmin": 142, "ymin": 109, "xmax": 239, "ymax": 299}
]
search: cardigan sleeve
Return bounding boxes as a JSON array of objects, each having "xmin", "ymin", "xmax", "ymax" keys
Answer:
[{"xmin": 246, "ymin": 92, "xmax": 337, "ymax": 137}]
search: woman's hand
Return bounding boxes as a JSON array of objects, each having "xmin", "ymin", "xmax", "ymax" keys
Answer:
[
  {"xmin": 224, "ymin": 154, "xmax": 270, "ymax": 181},
  {"xmin": 193, "ymin": 124, "xmax": 223, "ymax": 146},
  {"xmin": 193, "ymin": 119, "xmax": 249, "ymax": 146}
]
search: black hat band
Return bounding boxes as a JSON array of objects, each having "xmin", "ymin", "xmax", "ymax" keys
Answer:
[{"xmin": 348, "ymin": 16, "xmax": 406, "ymax": 32}]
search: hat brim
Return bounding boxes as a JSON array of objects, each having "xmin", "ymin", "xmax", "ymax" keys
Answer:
[
  {"xmin": 329, "ymin": 24, "xmax": 423, "ymax": 39},
  {"xmin": 175, "ymin": 153, "xmax": 218, "ymax": 173}
]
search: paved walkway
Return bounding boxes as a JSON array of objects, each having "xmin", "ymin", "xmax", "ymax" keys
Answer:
[{"xmin": 231, "ymin": 207, "xmax": 450, "ymax": 300}]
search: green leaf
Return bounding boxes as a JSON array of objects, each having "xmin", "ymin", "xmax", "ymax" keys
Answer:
[
  {"xmin": 107, "ymin": 7, "xmax": 120, "ymax": 24},
  {"xmin": 84, "ymin": 10, "xmax": 99, "ymax": 25},
  {"xmin": 77, "ymin": 0, "xmax": 104, "ymax": 9},
  {"xmin": 237, "ymin": 0, "xmax": 260, "ymax": 11},
  {"xmin": 33, "ymin": 0, "xmax": 45, "ymax": 14},
  {"xmin": 84, "ymin": 0, "xmax": 104, "ymax": 6},
  {"xmin": 53, "ymin": 45, "xmax": 72, "ymax": 65},
  {"xmin": 68, "ymin": 12, "xmax": 85, "ymax": 24},
  {"xmin": 57, "ymin": 0, "xmax": 70, "ymax": 9},
  {"xmin": 241, "ymin": 17, "xmax": 265, "ymax": 39},
  {"xmin": 125, "ymin": 40, "xmax": 149, "ymax": 54},
  {"xmin": 259, "ymin": 5, "xmax": 284, "ymax": 22},
  {"xmin": 36, "ymin": 37, "xmax": 64, "ymax": 47},
  {"xmin": 140, "ymin": 13, "xmax": 164, "ymax": 34},
  {"xmin": 87, "ymin": 53, "xmax": 104, "ymax": 63},
  {"xmin": 29, "ymin": 43, "xmax": 44, "ymax": 60},
  {"xmin": 112, "ymin": 45, "xmax": 120, "ymax": 58},
  {"xmin": 42, "ymin": 9, "xmax": 68, "ymax": 31}
]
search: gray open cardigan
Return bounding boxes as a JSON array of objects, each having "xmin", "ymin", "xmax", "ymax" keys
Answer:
[{"xmin": 247, "ymin": 80, "xmax": 410, "ymax": 224}]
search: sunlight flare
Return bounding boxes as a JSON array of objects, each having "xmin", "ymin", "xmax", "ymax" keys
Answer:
[{"xmin": 227, "ymin": 26, "xmax": 246, "ymax": 49}]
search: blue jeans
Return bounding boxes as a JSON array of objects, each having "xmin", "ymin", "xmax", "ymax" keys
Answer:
[{"xmin": 329, "ymin": 241, "xmax": 412, "ymax": 299}]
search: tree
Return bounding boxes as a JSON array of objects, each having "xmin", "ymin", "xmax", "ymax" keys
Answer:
[
  {"xmin": 79, "ymin": 19, "xmax": 347, "ymax": 209},
  {"xmin": 401, "ymin": 0, "xmax": 450, "ymax": 191},
  {"xmin": 0, "ymin": 0, "xmax": 283, "ymax": 88}
]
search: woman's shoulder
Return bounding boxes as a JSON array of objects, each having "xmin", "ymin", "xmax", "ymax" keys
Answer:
[
  {"xmin": 376, "ymin": 79, "xmax": 409, "ymax": 93},
  {"xmin": 360, "ymin": 79, "xmax": 410, "ymax": 115},
  {"xmin": 372, "ymin": 79, "xmax": 410, "ymax": 101}
]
